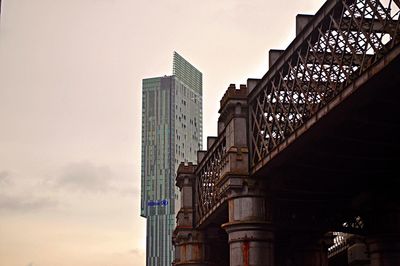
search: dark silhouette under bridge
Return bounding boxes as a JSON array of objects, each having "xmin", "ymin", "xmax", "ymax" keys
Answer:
[{"xmin": 173, "ymin": 0, "xmax": 400, "ymax": 265}]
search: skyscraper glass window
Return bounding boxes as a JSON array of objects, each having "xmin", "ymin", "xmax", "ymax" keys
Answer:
[{"xmin": 140, "ymin": 52, "xmax": 203, "ymax": 266}]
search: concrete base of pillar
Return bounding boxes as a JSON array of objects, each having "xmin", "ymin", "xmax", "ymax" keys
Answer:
[{"xmin": 222, "ymin": 221, "xmax": 274, "ymax": 266}]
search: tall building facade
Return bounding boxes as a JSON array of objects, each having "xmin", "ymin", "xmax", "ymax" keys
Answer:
[{"xmin": 140, "ymin": 52, "xmax": 203, "ymax": 266}]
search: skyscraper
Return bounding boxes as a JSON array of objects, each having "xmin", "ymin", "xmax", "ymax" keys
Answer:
[{"xmin": 140, "ymin": 52, "xmax": 203, "ymax": 266}]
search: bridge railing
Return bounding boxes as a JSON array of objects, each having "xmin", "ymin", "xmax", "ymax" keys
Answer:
[
  {"xmin": 328, "ymin": 232, "xmax": 351, "ymax": 257},
  {"xmin": 194, "ymin": 133, "xmax": 227, "ymax": 225},
  {"xmin": 248, "ymin": 0, "xmax": 400, "ymax": 173}
]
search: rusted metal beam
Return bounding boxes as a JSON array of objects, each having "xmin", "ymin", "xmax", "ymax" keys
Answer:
[
  {"xmin": 306, "ymin": 52, "xmax": 375, "ymax": 66},
  {"xmin": 332, "ymin": 17, "xmax": 399, "ymax": 34}
]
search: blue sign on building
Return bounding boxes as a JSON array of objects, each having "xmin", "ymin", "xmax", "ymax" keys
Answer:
[{"xmin": 147, "ymin": 199, "xmax": 168, "ymax": 207}]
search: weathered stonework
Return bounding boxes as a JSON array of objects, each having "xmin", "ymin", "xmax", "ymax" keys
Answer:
[{"xmin": 173, "ymin": 163, "xmax": 208, "ymax": 266}]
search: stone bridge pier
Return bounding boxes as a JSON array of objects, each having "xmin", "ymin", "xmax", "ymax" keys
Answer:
[
  {"xmin": 172, "ymin": 163, "xmax": 206, "ymax": 266},
  {"xmin": 172, "ymin": 163, "xmax": 229, "ymax": 266},
  {"xmin": 216, "ymin": 84, "xmax": 275, "ymax": 266}
]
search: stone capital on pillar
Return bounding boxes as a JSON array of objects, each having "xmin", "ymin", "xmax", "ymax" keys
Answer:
[
  {"xmin": 212, "ymin": 83, "xmax": 274, "ymax": 266},
  {"xmin": 173, "ymin": 230, "xmax": 209, "ymax": 266}
]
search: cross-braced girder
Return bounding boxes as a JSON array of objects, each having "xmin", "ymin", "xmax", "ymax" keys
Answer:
[{"xmin": 249, "ymin": 0, "xmax": 400, "ymax": 172}]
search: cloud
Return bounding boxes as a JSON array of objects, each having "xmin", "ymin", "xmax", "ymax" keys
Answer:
[
  {"xmin": 127, "ymin": 249, "xmax": 145, "ymax": 262},
  {"xmin": 0, "ymin": 170, "xmax": 12, "ymax": 185},
  {"xmin": 53, "ymin": 161, "xmax": 114, "ymax": 193},
  {"xmin": 0, "ymin": 171, "xmax": 57, "ymax": 212},
  {"xmin": 0, "ymin": 194, "xmax": 57, "ymax": 212},
  {"xmin": 48, "ymin": 161, "xmax": 139, "ymax": 197},
  {"xmin": 128, "ymin": 249, "xmax": 144, "ymax": 256}
]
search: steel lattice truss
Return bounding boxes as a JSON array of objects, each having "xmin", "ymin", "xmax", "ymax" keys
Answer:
[
  {"xmin": 249, "ymin": 0, "xmax": 400, "ymax": 171},
  {"xmin": 195, "ymin": 136, "xmax": 226, "ymax": 224}
]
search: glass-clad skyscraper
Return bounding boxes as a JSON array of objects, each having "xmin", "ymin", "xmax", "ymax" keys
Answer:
[{"xmin": 140, "ymin": 52, "xmax": 202, "ymax": 266}]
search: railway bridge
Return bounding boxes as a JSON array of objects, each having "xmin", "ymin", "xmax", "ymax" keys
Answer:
[{"xmin": 173, "ymin": 0, "xmax": 400, "ymax": 265}]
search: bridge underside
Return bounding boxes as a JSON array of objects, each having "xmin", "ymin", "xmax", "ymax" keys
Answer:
[{"xmin": 253, "ymin": 45, "xmax": 400, "ymax": 237}]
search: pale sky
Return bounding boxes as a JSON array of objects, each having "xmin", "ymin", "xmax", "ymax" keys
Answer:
[{"xmin": 0, "ymin": 0, "xmax": 324, "ymax": 265}]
